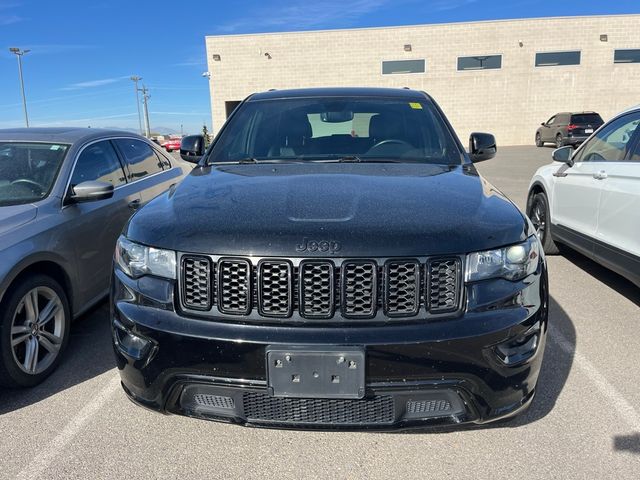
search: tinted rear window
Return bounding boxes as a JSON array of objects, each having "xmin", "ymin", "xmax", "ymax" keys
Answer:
[
  {"xmin": 571, "ymin": 114, "xmax": 603, "ymax": 124},
  {"xmin": 114, "ymin": 139, "xmax": 164, "ymax": 180}
]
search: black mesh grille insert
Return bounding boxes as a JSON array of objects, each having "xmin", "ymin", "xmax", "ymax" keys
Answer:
[
  {"xmin": 242, "ymin": 393, "xmax": 395, "ymax": 425},
  {"xmin": 194, "ymin": 394, "xmax": 235, "ymax": 409},
  {"xmin": 258, "ymin": 261, "xmax": 292, "ymax": 317},
  {"xmin": 299, "ymin": 261, "xmax": 334, "ymax": 318},
  {"xmin": 427, "ymin": 258, "xmax": 462, "ymax": 313},
  {"xmin": 342, "ymin": 262, "xmax": 377, "ymax": 318},
  {"xmin": 385, "ymin": 261, "xmax": 420, "ymax": 317},
  {"xmin": 181, "ymin": 256, "xmax": 212, "ymax": 310},
  {"xmin": 406, "ymin": 399, "xmax": 452, "ymax": 414},
  {"xmin": 218, "ymin": 259, "xmax": 251, "ymax": 315}
]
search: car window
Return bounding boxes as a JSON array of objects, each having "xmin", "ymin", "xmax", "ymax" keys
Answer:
[
  {"xmin": 154, "ymin": 149, "xmax": 172, "ymax": 170},
  {"xmin": 576, "ymin": 113, "xmax": 640, "ymax": 163},
  {"xmin": 209, "ymin": 97, "xmax": 463, "ymax": 165},
  {"xmin": 0, "ymin": 142, "xmax": 69, "ymax": 206},
  {"xmin": 546, "ymin": 116, "xmax": 556, "ymax": 125},
  {"xmin": 114, "ymin": 138, "xmax": 164, "ymax": 180},
  {"xmin": 570, "ymin": 113, "xmax": 603, "ymax": 125},
  {"xmin": 70, "ymin": 141, "xmax": 126, "ymax": 188}
]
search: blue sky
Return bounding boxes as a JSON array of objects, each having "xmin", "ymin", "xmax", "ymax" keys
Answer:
[{"xmin": 1, "ymin": 0, "xmax": 638, "ymax": 134}]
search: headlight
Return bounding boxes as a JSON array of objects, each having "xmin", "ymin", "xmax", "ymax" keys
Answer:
[
  {"xmin": 115, "ymin": 236, "xmax": 176, "ymax": 279},
  {"xmin": 466, "ymin": 236, "xmax": 540, "ymax": 282}
]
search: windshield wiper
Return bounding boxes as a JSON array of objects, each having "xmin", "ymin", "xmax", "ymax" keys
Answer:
[{"xmin": 337, "ymin": 155, "xmax": 362, "ymax": 163}]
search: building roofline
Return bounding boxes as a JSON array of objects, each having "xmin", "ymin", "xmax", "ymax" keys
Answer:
[{"xmin": 206, "ymin": 13, "xmax": 640, "ymax": 39}]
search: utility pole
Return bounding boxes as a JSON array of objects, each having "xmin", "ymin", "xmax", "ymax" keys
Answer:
[
  {"xmin": 9, "ymin": 47, "xmax": 31, "ymax": 127},
  {"xmin": 140, "ymin": 85, "xmax": 151, "ymax": 137},
  {"xmin": 130, "ymin": 76, "xmax": 143, "ymax": 135}
]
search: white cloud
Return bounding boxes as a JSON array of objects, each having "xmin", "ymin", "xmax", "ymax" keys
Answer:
[
  {"xmin": 61, "ymin": 76, "xmax": 130, "ymax": 91},
  {"xmin": 0, "ymin": 14, "xmax": 22, "ymax": 25},
  {"xmin": 216, "ymin": 0, "xmax": 394, "ymax": 32},
  {"xmin": 214, "ymin": 0, "xmax": 481, "ymax": 33}
]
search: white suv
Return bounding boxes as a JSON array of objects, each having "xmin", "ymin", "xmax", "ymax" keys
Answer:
[{"xmin": 527, "ymin": 106, "xmax": 640, "ymax": 287}]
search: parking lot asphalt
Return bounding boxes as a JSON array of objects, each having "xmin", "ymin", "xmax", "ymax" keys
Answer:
[{"xmin": 1, "ymin": 146, "xmax": 639, "ymax": 479}]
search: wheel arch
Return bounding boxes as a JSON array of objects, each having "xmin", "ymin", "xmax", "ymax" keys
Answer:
[
  {"xmin": 526, "ymin": 181, "xmax": 547, "ymax": 215},
  {"xmin": 0, "ymin": 257, "xmax": 74, "ymax": 317}
]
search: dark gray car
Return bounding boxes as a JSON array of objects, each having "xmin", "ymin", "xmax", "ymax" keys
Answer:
[
  {"xmin": 0, "ymin": 128, "xmax": 186, "ymax": 388},
  {"xmin": 535, "ymin": 112, "xmax": 604, "ymax": 148}
]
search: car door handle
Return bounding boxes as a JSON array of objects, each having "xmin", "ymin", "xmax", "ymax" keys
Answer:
[
  {"xmin": 128, "ymin": 199, "xmax": 142, "ymax": 209},
  {"xmin": 593, "ymin": 170, "xmax": 608, "ymax": 180}
]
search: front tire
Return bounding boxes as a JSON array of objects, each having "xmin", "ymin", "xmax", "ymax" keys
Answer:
[
  {"xmin": 535, "ymin": 133, "xmax": 543, "ymax": 147},
  {"xmin": 529, "ymin": 192, "xmax": 560, "ymax": 255},
  {"xmin": 0, "ymin": 275, "xmax": 71, "ymax": 388}
]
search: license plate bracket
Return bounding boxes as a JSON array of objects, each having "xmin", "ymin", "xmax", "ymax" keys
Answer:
[{"xmin": 266, "ymin": 346, "xmax": 365, "ymax": 399}]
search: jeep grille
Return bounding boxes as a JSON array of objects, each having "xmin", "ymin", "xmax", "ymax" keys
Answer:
[{"xmin": 179, "ymin": 255, "xmax": 463, "ymax": 323}]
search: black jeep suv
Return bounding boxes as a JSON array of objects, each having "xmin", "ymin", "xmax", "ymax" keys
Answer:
[{"xmin": 111, "ymin": 88, "xmax": 548, "ymax": 430}]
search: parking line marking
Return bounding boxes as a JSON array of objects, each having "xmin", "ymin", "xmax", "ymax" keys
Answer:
[
  {"xmin": 549, "ymin": 328, "xmax": 640, "ymax": 430},
  {"xmin": 15, "ymin": 372, "xmax": 121, "ymax": 480}
]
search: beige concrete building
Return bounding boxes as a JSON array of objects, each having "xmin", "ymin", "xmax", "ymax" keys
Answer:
[{"xmin": 205, "ymin": 15, "xmax": 640, "ymax": 145}]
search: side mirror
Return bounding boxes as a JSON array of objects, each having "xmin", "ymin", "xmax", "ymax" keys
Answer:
[
  {"xmin": 180, "ymin": 135, "xmax": 205, "ymax": 163},
  {"xmin": 69, "ymin": 180, "xmax": 114, "ymax": 203},
  {"xmin": 469, "ymin": 132, "xmax": 497, "ymax": 163},
  {"xmin": 552, "ymin": 146, "xmax": 574, "ymax": 167},
  {"xmin": 541, "ymin": 122, "xmax": 546, "ymax": 126}
]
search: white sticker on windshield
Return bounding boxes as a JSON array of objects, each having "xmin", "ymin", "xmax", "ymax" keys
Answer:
[{"xmin": 50, "ymin": 145, "xmax": 60, "ymax": 150}]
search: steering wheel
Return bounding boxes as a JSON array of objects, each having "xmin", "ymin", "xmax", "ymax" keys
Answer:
[
  {"xmin": 584, "ymin": 152, "xmax": 606, "ymax": 162},
  {"xmin": 11, "ymin": 178, "xmax": 45, "ymax": 194},
  {"xmin": 367, "ymin": 139, "xmax": 413, "ymax": 154}
]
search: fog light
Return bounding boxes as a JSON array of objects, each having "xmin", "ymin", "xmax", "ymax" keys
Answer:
[
  {"xmin": 113, "ymin": 319, "xmax": 152, "ymax": 360},
  {"xmin": 495, "ymin": 322, "xmax": 541, "ymax": 365}
]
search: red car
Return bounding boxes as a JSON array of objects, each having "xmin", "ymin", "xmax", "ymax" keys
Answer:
[{"xmin": 163, "ymin": 137, "xmax": 182, "ymax": 152}]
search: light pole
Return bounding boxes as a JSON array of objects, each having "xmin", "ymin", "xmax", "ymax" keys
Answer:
[
  {"xmin": 130, "ymin": 76, "xmax": 143, "ymax": 135},
  {"xmin": 9, "ymin": 47, "xmax": 31, "ymax": 127},
  {"xmin": 140, "ymin": 85, "xmax": 151, "ymax": 137}
]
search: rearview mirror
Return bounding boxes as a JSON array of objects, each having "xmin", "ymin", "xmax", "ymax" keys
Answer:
[
  {"xmin": 469, "ymin": 132, "xmax": 497, "ymax": 163},
  {"xmin": 69, "ymin": 180, "xmax": 114, "ymax": 203},
  {"xmin": 320, "ymin": 111, "xmax": 354, "ymax": 123},
  {"xmin": 180, "ymin": 135, "xmax": 205, "ymax": 163},
  {"xmin": 552, "ymin": 146, "xmax": 574, "ymax": 167}
]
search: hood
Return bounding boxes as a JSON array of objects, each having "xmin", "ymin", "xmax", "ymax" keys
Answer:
[
  {"xmin": 126, "ymin": 163, "xmax": 528, "ymax": 257},
  {"xmin": 0, "ymin": 203, "xmax": 37, "ymax": 236}
]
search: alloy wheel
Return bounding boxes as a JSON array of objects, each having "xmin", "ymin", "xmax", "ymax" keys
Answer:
[
  {"xmin": 531, "ymin": 199, "xmax": 546, "ymax": 243},
  {"xmin": 10, "ymin": 286, "xmax": 65, "ymax": 375}
]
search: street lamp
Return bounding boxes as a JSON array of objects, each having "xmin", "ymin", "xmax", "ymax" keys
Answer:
[
  {"xmin": 9, "ymin": 47, "xmax": 31, "ymax": 127},
  {"xmin": 130, "ymin": 76, "xmax": 143, "ymax": 135}
]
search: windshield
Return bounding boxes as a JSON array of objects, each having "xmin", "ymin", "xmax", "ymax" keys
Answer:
[
  {"xmin": 208, "ymin": 97, "xmax": 463, "ymax": 165},
  {"xmin": 0, "ymin": 142, "xmax": 69, "ymax": 206}
]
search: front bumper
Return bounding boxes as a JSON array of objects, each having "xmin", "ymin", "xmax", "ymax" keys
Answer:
[{"xmin": 111, "ymin": 264, "xmax": 548, "ymax": 430}]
